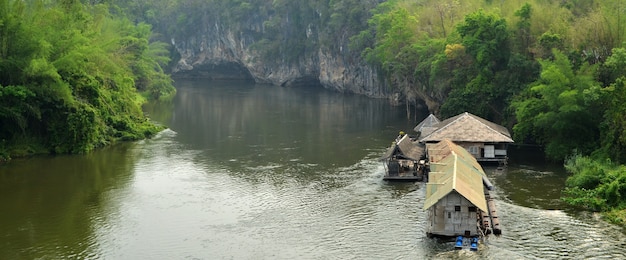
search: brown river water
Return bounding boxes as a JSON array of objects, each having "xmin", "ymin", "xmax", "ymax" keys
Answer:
[{"xmin": 1, "ymin": 80, "xmax": 625, "ymax": 259}]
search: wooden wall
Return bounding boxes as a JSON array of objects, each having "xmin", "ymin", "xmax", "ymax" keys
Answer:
[{"xmin": 427, "ymin": 191, "xmax": 479, "ymax": 237}]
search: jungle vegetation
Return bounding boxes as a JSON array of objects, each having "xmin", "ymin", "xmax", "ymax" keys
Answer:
[
  {"xmin": 0, "ymin": 0, "xmax": 175, "ymax": 160},
  {"xmin": 3, "ymin": 0, "xmax": 626, "ymax": 226}
]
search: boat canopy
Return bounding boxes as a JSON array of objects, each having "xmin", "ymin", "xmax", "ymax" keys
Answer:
[{"xmin": 381, "ymin": 135, "xmax": 424, "ymax": 161}]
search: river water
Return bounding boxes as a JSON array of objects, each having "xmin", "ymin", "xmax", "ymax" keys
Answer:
[{"xmin": 1, "ymin": 80, "xmax": 625, "ymax": 259}]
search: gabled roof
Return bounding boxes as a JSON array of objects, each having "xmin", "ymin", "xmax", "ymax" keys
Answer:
[
  {"xmin": 381, "ymin": 134, "xmax": 424, "ymax": 161},
  {"xmin": 423, "ymin": 140, "xmax": 488, "ymax": 212},
  {"xmin": 419, "ymin": 112, "xmax": 513, "ymax": 143},
  {"xmin": 425, "ymin": 141, "xmax": 484, "ymax": 171},
  {"xmin": 413, "ymin": 114, "xmax": 440, "ymax": 137}
]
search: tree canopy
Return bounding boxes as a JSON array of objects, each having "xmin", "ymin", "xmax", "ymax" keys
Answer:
[
  {"xmin": 344, "ymin": 0, "xmax": 626, "ymax": 163},
  {"xmin": 512, "ymin": 50, "xmax": 603, "ymax": 161},
  {"xmin": 0, "ymin": 0, "xmax": 175, "ymax": 159}
]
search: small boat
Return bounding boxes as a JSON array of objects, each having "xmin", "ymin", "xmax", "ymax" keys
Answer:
[{"xmin": 381, "ymin": 134, "xmax": 426, "ymax": 181}]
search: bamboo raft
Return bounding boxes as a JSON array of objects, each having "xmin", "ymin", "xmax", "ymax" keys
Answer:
[
  {"xmin": 478, "ymin": 190, "xmax": 502, "ymax": 236},
  {"xmin": 486, "ymin": 191, "xmax": 502, "ymax": 235}
]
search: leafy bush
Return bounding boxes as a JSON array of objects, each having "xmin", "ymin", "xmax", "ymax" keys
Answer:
[{"xmin": 563, "ymin": 154, "xmax": 626, "ymax": 214}]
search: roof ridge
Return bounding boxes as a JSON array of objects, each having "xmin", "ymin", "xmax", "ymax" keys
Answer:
[
  {"xmin": 466, "ymin": 114, "xmax": 513, "ymax": 142},
  {"xmin": 420, "ymin": 113, "xmax": 465, "ymax": 141},
  {"xmin": 414, "ymin": 114, "xmax": 440, "ymax": 131},
  {"xmin": 451, "ymin": 150, "xmax": 458, "ymax": 190}
]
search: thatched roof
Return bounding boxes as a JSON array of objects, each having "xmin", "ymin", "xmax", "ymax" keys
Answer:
[
  {"xmin": 419, "ymin": 112, "xmax": 513, "ymax": 143},
  {"xmin": 413, "ymin": 114, "xmax": 440, "ymax": 137},
  {"xmin": 423, "ymin": 140, "xmax": 487, "ymax": 212},
  {"xmin": 381, "ymin": 134, "xmax": 424, "ymax": 161}
]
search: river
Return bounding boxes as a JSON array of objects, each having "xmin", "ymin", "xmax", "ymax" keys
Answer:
[{"xmin": 1, "ymin": 80, "xmax": 625, "ymax": 259}]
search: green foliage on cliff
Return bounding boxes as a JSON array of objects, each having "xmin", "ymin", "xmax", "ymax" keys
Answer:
[
  {"xmin": 0, "ymin": 0, "xmax": 175, "ymax": 159},
  {"xmin": 350, "ymin": 1, "xmax": 543, "ymax": 122},
  {"xmin": 440, "ymin": 9, "xmax": 518, "ymax": 119}
]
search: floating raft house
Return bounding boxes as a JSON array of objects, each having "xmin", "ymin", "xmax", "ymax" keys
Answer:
[
  {"xmin": 423, "ymin": 139, "xmax": 501, "ymax": 237},
  {"xmin": 418, "ymin": 112, "xmax": 513, "ymax": 165}
]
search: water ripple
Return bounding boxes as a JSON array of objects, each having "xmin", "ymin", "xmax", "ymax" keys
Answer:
[{"xmin": 88, "ymin": 134, "xmax": 626, "ymax": 259}]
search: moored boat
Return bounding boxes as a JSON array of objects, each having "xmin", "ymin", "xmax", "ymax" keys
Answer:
[{"xmin": 381, "ymin": 134, "xmax": 426, "ymax": 181}]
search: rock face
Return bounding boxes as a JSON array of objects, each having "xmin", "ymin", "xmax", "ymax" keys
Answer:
[{"xmin": 170, "ymin": 21, "xmax": 391, "ymax": 98}]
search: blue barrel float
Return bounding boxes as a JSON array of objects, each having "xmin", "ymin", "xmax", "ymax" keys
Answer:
[
  {"xmin": 470, "ymin": 237, "xmax": 479, "ymax": 251},
  {"xmin": 455, "ymin": 236, "xmax": 463, "ymax": 249}
]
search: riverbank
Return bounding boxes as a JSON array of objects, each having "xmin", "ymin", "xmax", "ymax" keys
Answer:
[
  {"xmin": 0, "ymin": 123, "xmax": 164, "ymax": 164},
  {"xmin": 0, "ymin": 138, "xmax": 47, "ymax": 163},
  {"xmin": 562, "ymin": 154, "xmax": 626, "ymax": 230},
  {"xmin": 605, "ymin": 209, "xmax": 626, "ymax": 230}
]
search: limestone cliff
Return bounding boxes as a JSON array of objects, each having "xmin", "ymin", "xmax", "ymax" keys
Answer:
[{"xmin": 169, "ymin": 21, "xmax": 391, "ymax": 99}]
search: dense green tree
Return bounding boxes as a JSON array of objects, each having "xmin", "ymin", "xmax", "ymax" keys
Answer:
[
  {"xmin": 456, "ymin": 10, "xmax": 510, "ymax": 74},
  {"xmin": 440, "ymin": 10, "xmax": 518, "ymax": 121},
  {"xmin": 513, "ymin": 3, "xmax": 533, "ymax": 57},
  {"xmin": 360, "ymin": 5, "xmax": 419, "ymax": 73},
  {"xmin": 512, "ymin": 50, "xmax": 603, "ymax": 161},
  {"xmin": 596, "ymin": 48, "xmax": 626, "ymax": 163},
  {"xmin": 536, "ymin": 32, "xmax": 565, "ymax": 60},
  {"xmin": 0, "ymin": 0, "xmax": 174, "ymax": 158}
]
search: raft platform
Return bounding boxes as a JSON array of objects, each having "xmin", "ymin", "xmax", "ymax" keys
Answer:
[{"xmin": 381, "ymin": 135, "xmax": 426, "ymax": 181}]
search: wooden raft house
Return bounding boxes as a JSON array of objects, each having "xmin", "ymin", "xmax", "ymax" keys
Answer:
[
  {"xmin": 381, "ymin": 134, "xmax": 426, "ymax": 181},
  {"xmin": 418, "ymin": 112, "xmax": 513, "ymax": 165},
  {"xmin": 423, "ymin": 139, "xmax": 501, "ymax": 238}
]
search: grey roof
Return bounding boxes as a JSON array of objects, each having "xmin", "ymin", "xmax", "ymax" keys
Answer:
[
  {"xmin": 419, "ymin": 112, "xmax": 513, "ymax": 143},
  {"xmin": 381, "ymin": 134, "xmax": 424, "ymax": 161},
  {"xmin": 413, "ymin": 114, "xmax": 441, "ymax": 137},
  {"xmin": 423, "ymin": 139, "xmax": 487, "ymax": 212}
]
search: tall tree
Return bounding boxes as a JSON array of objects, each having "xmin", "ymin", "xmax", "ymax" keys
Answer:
[
  {"xmin": 512, "ymin": 50, "xmax": 603, "ymax": 161},
  {"xmin": 456, "ymin": 9, "xmax": 509, "ymax": 74},
  {"xmin": 513, "ymin": 3, "xmax": 532, "ymax": 57},
  {"xmin": 440, "ymin": 10, "xmax": 511, "ymax": 120},
  {"xmin": 597, "ymin": 48, "xmax": 626, "ymax": 162}
]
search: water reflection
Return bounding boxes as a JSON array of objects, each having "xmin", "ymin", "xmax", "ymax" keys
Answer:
[
  {"xmin": 490, "ymin": 145, "xmax": 570, "ymax": 210},
  {"xmin": 1, "ymin": 80, "xmax": 626, "ymax": 259},
  {"xmin": 167, "ymin": 79, "xmax": 417, "ymax": 168},
  {"xmin": 0, "ymin": 143, "xmax": 137, "ymax": 259}
]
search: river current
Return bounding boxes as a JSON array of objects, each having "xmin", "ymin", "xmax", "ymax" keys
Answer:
[{"xmin": 1, "ymin": 80, "xmax": 625, "ymax": 259}]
